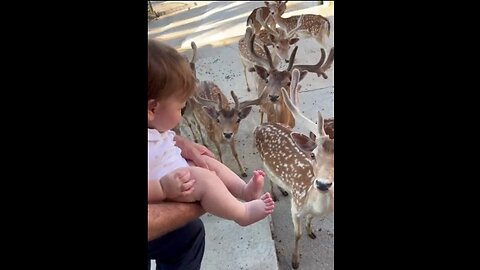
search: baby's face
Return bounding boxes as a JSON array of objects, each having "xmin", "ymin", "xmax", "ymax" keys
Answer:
[{"xmin": 150, "ymin": 96, "xmax": 187, "ymax": 132}]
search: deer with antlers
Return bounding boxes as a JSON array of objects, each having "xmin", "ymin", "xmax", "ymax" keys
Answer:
[
  {"xmin": 269, "ymin": 5, "xmax": 331, "ymax": 48},
  {"xmin": 239, "ymin": 12, "xmax": 302, "ymax": 93},
  {"xmin": 191, "ymin": 81, "xmax": 267, "ymax": 177},
  {"xmin": 254, "ymin": 69, "xmax": 334, "ymax": 269},
  {"xmin": 247, "ymin": 29, "xmax": 307, "ymax": 129},
  {"xmin": 246, "ymin": 1, "xmax": 288, "ymax": 34}
]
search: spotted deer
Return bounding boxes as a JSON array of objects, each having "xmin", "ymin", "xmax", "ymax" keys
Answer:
[
  {"xmin": 248, "ymin": 33, "xmax": 308, "ymax": 129},
  {"xmin": 191, "ymin": 82, "xmax": 267, "ymax": 177},
  {"xmin": 254, "ymin": 69, "xmax": 334, "ymax": 269},
  {"xmin": 239, "ymin": 15, "xmax": 301, "ymax": 93},
  {"xmin": 173, "ymin": 41, "xmax": 208, "ymax": 145},
  {"xmin": 246, "ymin": 1, "xmax": 287, "ymax": 34},
  {"xmin": 255, "ymin": 9, "xmax": 303, "ymax": 64},
  {"xmin": 270, "ymin": 7, "xmax": 331, "ymax": 48}
]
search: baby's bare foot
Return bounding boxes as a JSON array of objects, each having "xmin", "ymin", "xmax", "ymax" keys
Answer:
[
  {"xmin": 243, "ymin": 170, "xmax": 265, "ymax": 201},
  {"xmin": 236, "ymin": 192, "xmax": 275, "ymax": 226}
]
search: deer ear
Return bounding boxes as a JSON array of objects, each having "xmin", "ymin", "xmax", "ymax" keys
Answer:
[
  {"xmin": 202, "ymin": 106, "xmax": 218, "ymax": 120},
  {"xmin": 239, "ymin": 106, "xmax": 253, "ymax": 119},
  {"xmin": 289, "ymin": 38, "xmax": 299, "ymax": 45},
  {"xmin": 254, "ymin": 65, "xmax": 269, "ymax": 80},
  {"xmin": 291, "ymin": 132, "xmax": 317, "ymax": 152},
  {"xmin": 309, "ymin": 131, "xmax": 316, "ymax": 141}
]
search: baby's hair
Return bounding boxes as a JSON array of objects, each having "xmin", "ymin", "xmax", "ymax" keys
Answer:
[{"xmin": 148, "ymin": 39, "xmax": 196, "ymax": 102}]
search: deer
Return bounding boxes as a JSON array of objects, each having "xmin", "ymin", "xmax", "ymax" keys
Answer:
[
  {"xmin": 270, "ymin": 6, "xmax": 331, "ymax": 49},
  {"xmin": 246, "ymin": 1, "xmax": 288, "ymax": 34},
  {"xmin": 191, "ymin": 81, "xmax": 267, "ymax": 177},
  {"xmin": 247, "ymin": 31, "xmax": 308, "ymax": 129},
  {"xmin": 239, "ymin": 13, "xmax": 302, "ymax": 93},
  {"xmin": 255, "ymin": 9, "xmax": 303, "ymax": 64},
  {"xmin": 172, "ymin": 41, "xmax": 209, "ymax": 145},
  {"xmin": 254, "ymin": 69, "xmax": 334, "ymax": 269}
]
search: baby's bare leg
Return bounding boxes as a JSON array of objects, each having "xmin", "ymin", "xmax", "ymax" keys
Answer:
[
  {"xmin": 202, "ymin": 155, "xmax": 265, "ymax": 201},
  {"xmin": 188, "ymin": 167, "xmax": 274, "ymax": 226}
]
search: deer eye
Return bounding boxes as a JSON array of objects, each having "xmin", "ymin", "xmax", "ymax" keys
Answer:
[
  {"xmin": 216, "ymin": 119, "xmax": 220, "ymax": 123},
  {"xmin": 276, "ymin": 45, "xmax": 279, "ymax": 49},
  {"xmin": 236, "ymin": 118, "xmax": 241, "ymax": 123},
  {"xmin": 310, "ymin": 152, "xmax": 315, "ymax": 159}
]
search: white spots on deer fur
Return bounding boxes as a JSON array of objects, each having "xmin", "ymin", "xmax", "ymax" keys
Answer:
[{"xmin": 307, "ymin": 171, "xmax": 313, "ymax": 178}]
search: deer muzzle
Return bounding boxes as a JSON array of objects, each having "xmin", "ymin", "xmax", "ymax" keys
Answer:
[
  {"xmin": 269, "ymin": 95, "xmax": 279, "ymax": 102},
  {"xmin": 223, "ymin": 132, "xmax": 233, "ymax": 140},
  {"xmin": 315, "ymin": 179, "xmax": 333, "ymax": 192}
]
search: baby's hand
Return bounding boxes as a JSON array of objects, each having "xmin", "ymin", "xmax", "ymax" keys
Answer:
[{"xmin": 160, "ymin": 168, "xmax": 196, "ymax": 200}]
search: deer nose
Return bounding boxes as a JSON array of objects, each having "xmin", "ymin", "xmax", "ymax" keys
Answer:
[
  {"xmin": 315, "ymin": 180, "xmax": 332, "ymax": 191},
  {"xmin": 285, "ymin": 59, "xmax": 289, "ymax": 63},
  {"xmin": 269, "ymin": 95, "xmax": 279, "ymax": 102},
  {"xmin": 223, "ymin": 133, "xmax": 233, "ymax": 139}
]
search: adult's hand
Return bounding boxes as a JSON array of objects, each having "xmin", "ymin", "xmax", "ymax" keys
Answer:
[{"xmin": 174, "ymin": 135, "xmax": 215, "ymax": 169}]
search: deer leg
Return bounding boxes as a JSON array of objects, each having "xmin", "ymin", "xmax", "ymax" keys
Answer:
[
  {"xmin": 306, "ymin": 214, "xmax": 317, "ymax": 239},
  {"xmin": 291, "ymin": 206, "xmax": 302, "ymax": 269},
  {"xmin": 229, "ymin": 139, "xmax": 247, "ymax": 177}
]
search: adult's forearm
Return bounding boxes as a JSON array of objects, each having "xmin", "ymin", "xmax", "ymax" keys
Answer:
[{"xmin": 148, "ymin": 202, "xmax": 205, "ymax": 241}]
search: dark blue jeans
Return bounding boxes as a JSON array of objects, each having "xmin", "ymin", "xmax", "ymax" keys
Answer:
[{"xmin": 148, "ymin": 219, "xmax": 205, "ymax": 270}]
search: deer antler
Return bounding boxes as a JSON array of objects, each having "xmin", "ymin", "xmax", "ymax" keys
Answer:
[
  {"xmin": 286, "ymin": 14, "xmax": 303, "ymax": 39},
  {"xmin": 217, "ymin": 92, "xmax": 223, "ymax": 111},
  {"xmin": 281, "ymin": 86, "xmax": 320, "ymax": 138},
  {"xmin": 189, "ymin": 41, "xmax": 198, "ymax": 79},
  {"xmin": 262, "ymin": 44, "xmax": 275, "ymax": 70},
  {"xmin": 289, "ymin": 68, "xmax": 302, "ymax": 105},
  {"xmin": 191, "ymin": 94, "xmax": 217, "ymax": 108},
  {"xmin": 256, "ymin": 9, "xmax": 279, "ymax": 41},
  {"xmin": 246, "ymin": 27, "xmax": 271, "ymax": 69},
  {"xmin": 230, "ymin": 91, "xmax": 239, "ymax": 111},
  {"xmin": 237, "ymin": 87, "xmax": 269, "ymax": 109},
  {"xmin": 292, "ymin": 47, "xmax": 334, "ymax": 79},
  {"xmin": 286, "ymin": 45, "xmax": 298, "ymax": 71}
]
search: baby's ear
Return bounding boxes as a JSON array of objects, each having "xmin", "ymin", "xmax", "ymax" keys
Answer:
[{"xmin": 148, "ymin": 99, "xmax": 159, "ymax": 112}]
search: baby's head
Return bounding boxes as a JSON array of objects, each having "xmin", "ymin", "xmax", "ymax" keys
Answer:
[{"xmin": 148, "ymin": 39, "xmax": 196, "ymax": 132}]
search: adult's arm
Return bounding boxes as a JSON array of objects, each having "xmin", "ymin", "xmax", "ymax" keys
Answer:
[{"xmin": 148, "ymin": 201, "xmax": 205, "ymax": 241}]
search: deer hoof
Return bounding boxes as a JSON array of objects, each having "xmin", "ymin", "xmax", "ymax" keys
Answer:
[
  {"xmin": 247, "ymin": 87, "xmax": 251, "ymax": 92},
  {"xmin": 308, "ymin": 232, "xmax": 317, "ymax": 239},
  {"xmin": 292, "ymin": 260, "xmax": 299, "ymax": 269},
  {"xmin": 241, "ymin": 172, "xmax": 247, "ymax": 177}
]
